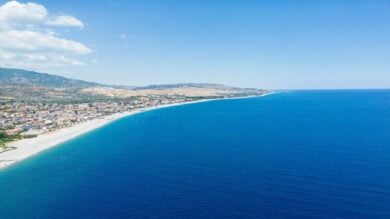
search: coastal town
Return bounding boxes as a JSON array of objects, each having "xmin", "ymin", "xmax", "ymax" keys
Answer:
[{"xmin": 0, "ymin": 95, "xmax": 198, "ymax": 152}]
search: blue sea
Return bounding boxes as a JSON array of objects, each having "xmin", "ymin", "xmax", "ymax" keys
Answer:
[{"xmin": 1, "ymin": 90, "xmax": 390, "ymax": 218}]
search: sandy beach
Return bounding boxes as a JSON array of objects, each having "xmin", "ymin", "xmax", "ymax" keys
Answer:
[{"xmin": 0, "ymin": 94, "xmax": 272, "ymax": 170}]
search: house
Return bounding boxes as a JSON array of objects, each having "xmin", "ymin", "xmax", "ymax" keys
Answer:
[{"xmin": 5, "ymin": 127, "xmax": 24, "ymax": 136}]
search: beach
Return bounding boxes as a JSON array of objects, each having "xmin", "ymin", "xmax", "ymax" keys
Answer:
[
  {"xmin": 0, "ymin": 94, "xmax": 272, "ymax": 170},
  {"xmin": 0, "ymin": 111, "xmax": 132, "ymax": 169},
  {"xmin": 0, "ymin": 100, "xmax": 205, "ymax": 169}
]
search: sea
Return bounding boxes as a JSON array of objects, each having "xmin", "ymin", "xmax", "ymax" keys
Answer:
[{"xmin": 1, "ymin": 90, "xmax": 390, "ymax": 218}]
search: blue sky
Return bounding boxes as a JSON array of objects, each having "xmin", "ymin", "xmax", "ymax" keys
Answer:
[{"xmin": 1, "ymin": 0, "xmax": 389, "ymax": 89}]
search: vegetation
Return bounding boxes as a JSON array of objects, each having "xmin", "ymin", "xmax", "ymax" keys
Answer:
[
  {"xmin": 0, "ymin": 132, "xmax": 20, "ymax": 153},
  {"xmin": 0, "ymin": 67, "xmax": 101, "ymax": 88},
  {"xmin": 21, "ymin": 134, "xmax": 38, "ymax": 139},
  {"xmin": 0, "ymin": 132, "xmax": 11, "ymax": 150}
]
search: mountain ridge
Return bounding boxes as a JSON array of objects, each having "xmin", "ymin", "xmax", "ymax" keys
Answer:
[
  {"xmin": 0, "ymin": 67, "xmax": 261, "ymax": 90},
  {"xmin": 0, "ymin": 67, "xmax": 266, "ymax": 101},
  {"xmin": 0, "ymin": 67, "xmax": 102, "ymax": 88}
]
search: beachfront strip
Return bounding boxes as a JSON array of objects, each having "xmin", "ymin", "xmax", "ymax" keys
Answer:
[{"xmin": 0, "ymin": 95, "xmax": 199, "ymax": 152}]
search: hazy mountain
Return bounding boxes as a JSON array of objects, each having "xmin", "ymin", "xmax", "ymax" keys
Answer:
[
  {"xmin": 0, "ymin": 68, "xmax": 101, "ymax": 88},
  {"xmin": 138, "ymin": 83, "xmax": 264, "ymax": 92},
  {"xmin": 0, "ymin": 67, "xmax": 266, "ymax": 101},
  {"xmin": 138, "ymin": 83, "xmax": 231, "ymax": 90}
]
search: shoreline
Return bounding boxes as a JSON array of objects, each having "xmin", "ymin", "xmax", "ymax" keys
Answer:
[{"xmin": 0, "ymin": 93, "xmax": 273, "ymax": 170}]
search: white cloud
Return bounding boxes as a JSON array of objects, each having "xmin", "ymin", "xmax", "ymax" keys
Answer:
[
  {"xmin": 0, "ymin": 49, "xmax": 85, "ymax": 70},
  {"xmin": 0, "ymin": 1, "xmax": 91, "ymax": 70},
  {"xmin": 45, "ymin": 15, "xmax": 84, "ymax": 28},
  {"xmin": 0, "ymin": 1, "xmax": 47, "ymax": 25},
  {"xmin": 0, "ymin": 30, "xmax": 91, "ymax": 54}
]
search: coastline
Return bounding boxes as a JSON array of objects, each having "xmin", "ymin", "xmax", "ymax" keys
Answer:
[{"xmin": 0, "ymin": 93, "xmax": 273, "ymax": 170}]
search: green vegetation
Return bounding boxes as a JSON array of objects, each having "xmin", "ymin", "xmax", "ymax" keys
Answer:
[
  {"xmin": 0, "ymin": 67, "xmax": 101, "ymax": 88},
  {"xmin": 0, "ymin": 132, "xmax": 11, "ymax": 149},
  {"xmin": 21, "ymin": 134, "xmax": 38, "ymax": 139},
  {"xmin": 0, "ymin": 132, "xmax": 19, "ymax": 153}
]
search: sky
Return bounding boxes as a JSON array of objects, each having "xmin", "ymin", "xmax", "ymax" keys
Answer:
[{"xmin": 0, "ymin": 0, "xmax": 389, "ymax": 89}]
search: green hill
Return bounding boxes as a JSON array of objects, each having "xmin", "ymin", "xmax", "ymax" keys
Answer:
[{"xmin": 0, "ymin": 67, "xmax": 101, "ymax": 88}]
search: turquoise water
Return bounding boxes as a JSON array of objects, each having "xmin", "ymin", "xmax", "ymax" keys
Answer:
[{"xmin": 1, "ymin": 91, "xmax": 390, "ymax": 218}]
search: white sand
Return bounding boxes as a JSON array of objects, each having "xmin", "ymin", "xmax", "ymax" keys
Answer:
[{"xmin": 0, "ymin": 94, "xmax": 273, "ymax": 169}]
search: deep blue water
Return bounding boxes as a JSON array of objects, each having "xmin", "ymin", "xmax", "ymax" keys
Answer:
[{"xmin": 1, "ymin": 90, "xmax": 390, "ymax": 218}]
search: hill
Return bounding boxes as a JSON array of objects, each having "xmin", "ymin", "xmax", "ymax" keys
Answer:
[
  {"xmin": 0, "ymin": 68, "xmax": 101, "ymax": 88},
  {"xmin": 0, "ymin": 67, "xmax": 266, "ymax": 101}
]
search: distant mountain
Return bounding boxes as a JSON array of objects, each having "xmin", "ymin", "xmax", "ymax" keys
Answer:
[
  {"xmin": 138, "ymin": 83, "xmax": 231, "ymax": 90},
  {"xmin": 0, "ymin": 67, "xmax": 267, "ymax": 101},
  {"xmin": 136, "ymin": 83, "xmax": 264, "ymax": 91},
  {"xmin": 0, "ymin": 67, "xmax": 101, "ymax": 88}
]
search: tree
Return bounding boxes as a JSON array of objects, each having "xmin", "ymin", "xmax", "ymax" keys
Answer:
[{"xmin": 0, "ymin": 131, "xmax": 8, "ymax": 139}]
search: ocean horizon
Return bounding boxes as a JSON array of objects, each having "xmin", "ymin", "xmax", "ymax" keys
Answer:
[{"xmin": 1, "ymin": 90, "xmax": 390, "ymax": 218}]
